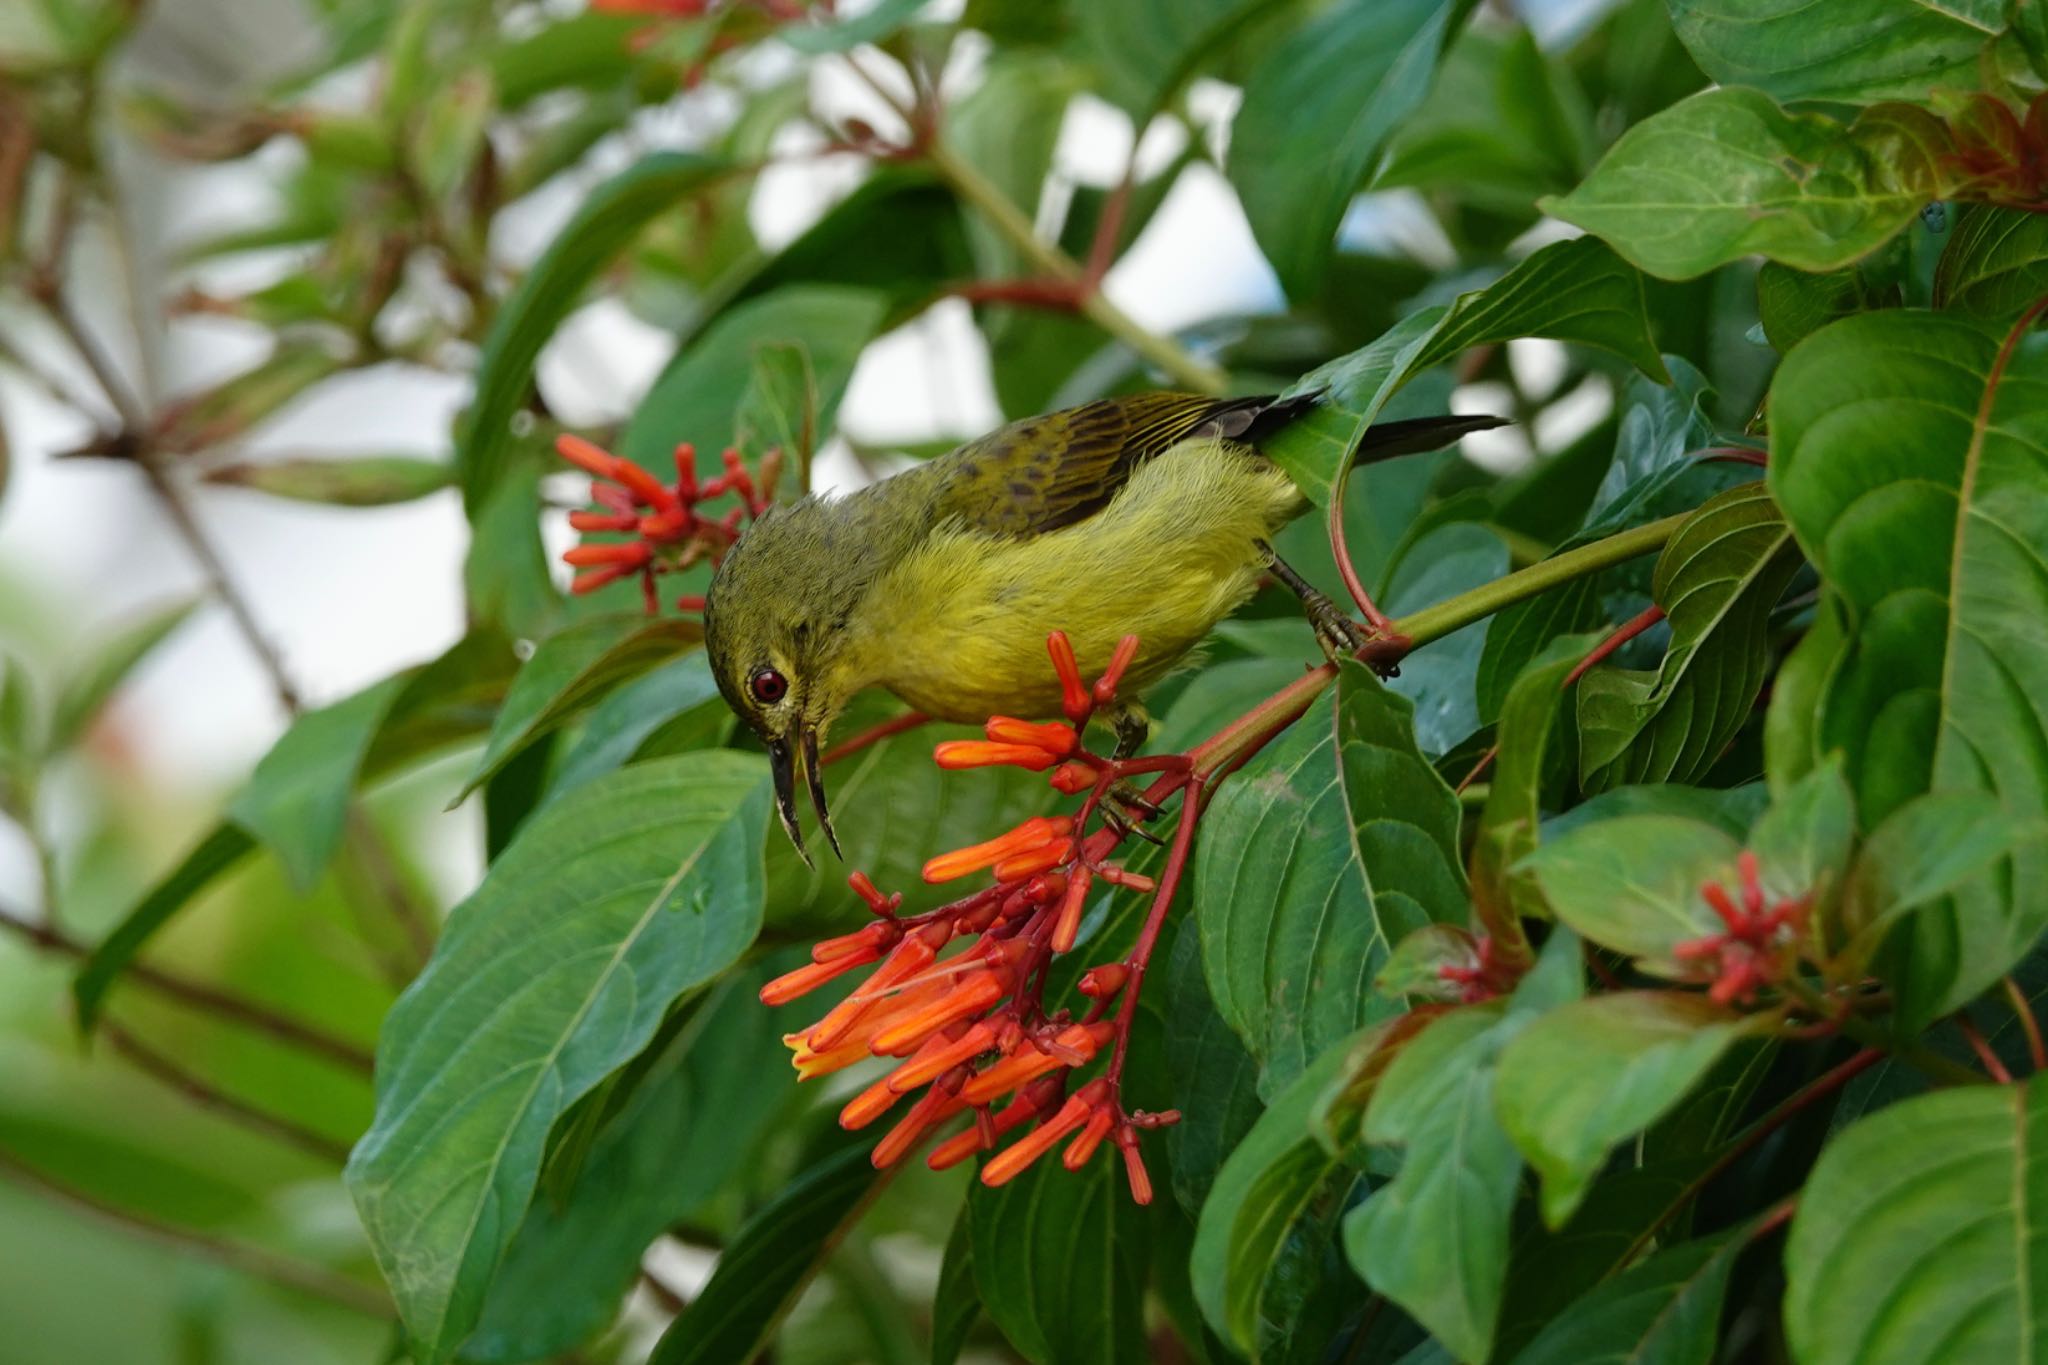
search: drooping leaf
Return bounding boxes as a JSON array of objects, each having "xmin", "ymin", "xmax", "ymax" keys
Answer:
[
  {"xmin": 1577, "ymin": 482, "xmax": 1802, "ymax": 790},
  {"xmin": 646, "ymin": 1145, "xmax": 886, "ymax": 1364},
  {"xmin": 346, "ymin": 753, "xmax": 770, "ymax": 1364},
  {"xmin": 461, "ymin": 616, "xmax": 701, "ymax": 798},
  {"xmin": 969, "ymin": 1144, "xmax": 1149, "ymax": 1365},
  {"xmin": 203, "ymin": 454, "xmax": 453, "ymax": 506},
  {"xmin": 1196, "ymin": 662, "xmax": 1468, "ymax": 1095},
  {"xmin": 1506, "ymin": 1224, "xmax": 1750, "ymax": 1365},
  {"xmin": 49, "ymin": 596, "xmax": 201, "ymax": 752},
  {"xmin": 1769, "ymin": 308, "xmax": 2048, "ymax": 1022},
  {"xmin": 1935, "ymin": 204, "xmax": 2048, "ymax": 319},
  {"xmin": 1229, "ymin": 0, "xmax": 1476, "ymax": 298},
  {"xmin": 228, "ymin": 674, "xmax": 410, "ymax": 893},
  {"xmin": 1269, "ymin": 236, "xmax": 1669, "ymax": 505},
  {"xmin": 1495, "ymin": 991, "xmax": 1758, "ymax": 1228},
  {"xmin": 460, "ymin": 152, "xmax": 733, "ymax": 511},
  {"xmin": 1521, "ymin": 814, "xmax": 1739, "ymax": 969},
  {"xmin": 1545, "ymin": 89, "xmax": 1955, "ymax": 280},
  {"xmin": 1784, "ymin": 1074, "xmax": 2048, "ymax": 1365},
  {"xmin": 1669, "ymin": 0, "xmax": 2017, "ymax": 103}
]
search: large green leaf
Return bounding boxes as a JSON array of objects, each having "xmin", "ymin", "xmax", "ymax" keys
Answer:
[
  {"xmin": 931, "ymin": 1208, "xmax": 979, "ymax": 1365},
  {"xmin": 1229, "ymin": 0, "xmax": 1475, "ymax": 298},
  {"xmin": 1495, "ymin": 991, "xmax": 1757, "ymax": 1228},
  {"xmin": 1935, "ymin": 205, "xmax": 2048, "ymax": 319},
  {"xmin": 1079, "ymin": 0, "xmax": 1276, "ymax": 114},
  {"xmin": 1269, "ymin": 236, "xmax": 1669, "ymax": 505},
  {"xmin": 228, "ymin": 674, "xmax": 409, "ymax": 893},
  {"xmin": 463, "ymin": 960, "xmax": 797, "ymax": 1363},
  {"xmin": 1546, "ymin": 88, "xmax": 1954, "ymax": 280},
  {"xmin": 346, "ymin": 753, "xmax": 770, "ymax": 1364},
  {"xmin": 1669, "ymin": 0, "xmax": 2016, "ymax": 103},
  {"xmin": 460, "ymin": 152, "xmax": 733, "ymax": 510},
  {"xmin": 968, "ymin": 1145, "xmax": 1149, "ymax": 1365},
  {"xmin": 1196, "ymin": 662, "xmax": 1467, "ymax": 1095},
  {"xmin": 1784, "ymin": 1074, "xmax": 2048, "ymax": 1365},
  {"xmin": 1769, "ymin": 309, "xmax": 2048, "ymax": 1022},
  {"xmin": 544, "ymin": 652, "xmax": 730, "ymax": 801},
  {"xmin": 1521, "ymin": 814, "xmax": 1740, "ymax": 969},
  {"xmin": 1163, "ymin": 919, "xmax": 1265, "ymax": 1216},
  {"xmin": 460, "ymin": 616, "xmax": 701, "ymax": 798},
  {"xmin": 1577, "ymin": 482, "xmax": 1801, "ymax": 790},
  {"xmin": 646, "ymin": 1145, "xmax": 886, "ymax": 1364},
  {"xmin": 1506, "ymin": 1225, "xmax": 1749, "ymax": 1365}
]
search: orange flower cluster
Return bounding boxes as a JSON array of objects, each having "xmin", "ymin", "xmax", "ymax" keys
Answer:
[
  {"xmin": 1674, "ymin": 850, "xmax": 1812, "ymax": 1006},
  {"xmin": 555, "ymin": 434, "xmax": 778, "ymax": 613},
  {"xmin": 760, "ymin": 633, "xmax": 1187, "ymax": 1203}
]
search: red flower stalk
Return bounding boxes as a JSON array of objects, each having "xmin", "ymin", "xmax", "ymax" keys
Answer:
[
  {"xmin": 761, "ymin": 632, "xmax": 1198, "ymax": 1203},
  {"xmin": 554, "ymin": 433, "xmax": 780, "ymax": 614},
  {"xmin": 1672, "ymin": 850, "xmax": 1813, "ymax": 1006}
]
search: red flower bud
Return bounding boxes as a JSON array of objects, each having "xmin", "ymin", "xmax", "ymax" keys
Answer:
[
  {"xmin": 1093, "ymin": 634, "xmax": 1141, "ymax": 705},
  {"xmin": 1046, "ymin": 631, "xmax": 1092, "ymax": 724}
]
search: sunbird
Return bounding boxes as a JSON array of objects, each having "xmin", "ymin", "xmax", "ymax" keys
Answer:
[{"xmin": 703, "ymin": 391, "xmax": 1500, "ymax": 860}]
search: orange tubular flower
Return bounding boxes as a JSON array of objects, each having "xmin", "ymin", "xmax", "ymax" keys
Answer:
[
  {"xmin": 934, "ymin": 741, "xmax": 1062, "ymax": 771},
  {"xmin": 982, "ymin": 1080, "xmax": 1110, "ymax": 1187},
  {"xmin": 922, "ymin": 816, "xmax": 1073, "ymax": 884}
]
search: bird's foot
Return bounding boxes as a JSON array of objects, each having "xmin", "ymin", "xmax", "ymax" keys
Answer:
[{"xmin": 1303, "ymin": 593, "xmax": 1409, "ymax": 679}]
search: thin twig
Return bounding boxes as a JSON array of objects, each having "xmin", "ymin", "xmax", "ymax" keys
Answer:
[
  {"xmin": 0, "ymin": 1144, "xmax": 391, "ymax": 1316},
  {"xmin": 1956, "ymin": 1013, "xmax": 2013, "ymax": 1083},
  {"xmin": 102, "ymin": 1019, "xmax": 353, "ymax": 1163},
  {"xmin": 823, "ymin": 711, "xmax": 932, "ymax": 766},
  {"xmin": 344, "ymin": 810, "xmax": 435, "ymax": 969},
  {"xmin": 2004, "ymin": 975, "xmax": 2047, "ymax": 1072},
  {"xmin": 1562, "ymin": 605, "xmax": 1666, "ymax": 687},
  {"xmin": 0, "ymin": 901, "xmax": 375, "ymax": 1074}
]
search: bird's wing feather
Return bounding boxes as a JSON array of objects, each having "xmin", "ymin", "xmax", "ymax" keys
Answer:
[{"xmin": 930, "ymin": 392, "xmax": 1289, "ymax": 537}]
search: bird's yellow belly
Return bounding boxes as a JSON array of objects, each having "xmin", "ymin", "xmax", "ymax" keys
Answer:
[{"xmin": 849, "ymin": 439, "xmax": 1304, "ymax": 723}]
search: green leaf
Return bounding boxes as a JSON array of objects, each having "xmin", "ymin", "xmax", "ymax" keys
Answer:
[
  {"xmin": 1229, "ymin": 0, "xmax": 1475, "ymax": 297},
  {"xmin": 1521, "ymin": 814, "xmax": 1740, "ymax": 969},
  {"xmin": 968, "ymin": 1145, "xmax": 1149, "ymax": 1365},
  {"xmin": 49, "ymin": 596, "xmax": 200, "ymax": 752},
  {"xmin": 1163, "ymin": 918, "xmax": 1265, "ymax": 1214},
  {"xmin": 464, "ymin": 959, "xmax": 797, "ymax": 1362},
  {"xmin": 1545, "ymin": 88, "xmax": 1955, "ymax": 280},
  {"xmin": 1669, "ymin": 0, "xmax": 2014, "ymax": 103},
  {"xmin": 1841, "ymin": 790, "xmax": 2044, "ymax": 956},
  {"xmin": 409, "ymin": 66, "xmax": 493, "ymax": 202},
  {"xmin": 1757, "ymin": 263, "xmax": 1879, "ymax": 355},
  {"xmin": 346, "ymin": 753, "xmax": 771, "ymax": 1364},
  {"xmin": 1935, "ymin": 205, "xmax": 2048, "ymax": 319},
  {"xmin": 1496, "ymin": 992, "xmax": 1757, "ymax": 1228},
  {"xmin": 1380, "ymin": 519, "xmax": 1510, "ymax": 757},
  {"xmin": 1785, "ymin": 1074, "xmax": 2048, "ymax": 1365},
  {"xmin": 151, "ymin": 338, "xmax": 347, "ymax": 453},
  {"xmin": 461, "ymin": 616, "xmax": 701, "ymax": 799},
  {"xmin": 227, "ymin": 674, "xmax": 408, "ymax": 893},
  {"xmin": 545, "ymin": 652, "xmax": 729, "ymax": 801},
  {"xmin": 730, "ymin": 342, "xmax": 816, "ymax": 479},
  {"xmin": 1746, "ymin": 757, "xmax": 1857, "ymax": 907},
  {"xmin": 1577, "ymin": 482, "xmax": 1802, "ymax": 790},
  {"xmin": 776, "ymin": 0, "xmax": 927, "ymax": 53},
  {"xmin": 464, "ymin": 462, "xmax": 562, "ymax": 640},
  {"xmin": 646, "ymin": 1146, "xmax": 886, "ymax": 1364},
  {"xmin": 1196, "ymin": 662, "xmax": 1468, "ymax": 1094},
  {"xmin": 1347, "ymin": 1002, "xmax": 1521, "ymax": 1363},
  {"xmin": 948, "ymin": 53, "xmax": 1076, "ymax": 282},
  {"xmin": 1270, "ymin": 237, "xmax": 1669, "ymax": 505},
  {"xmin": 931, "ymin": 1206, "xmax": 979, "ymax": 1365},
  {"xmin": 1079, "ymin": 0, "xmax": 1274, "ymax": 115},
  {"xmin": 203, "ymin": 455, "xmax": 453, "ymax": 506},
  {"xmin": 1506, "ymin": 1224, "xmax": 1749, "ymax": 1365},
  {"xmin": 460, "ymin": 152, "xmax": 733, "ymax": 511},
  {"xmin": 1471, "ymin": 645, "xmax": 1586, "ymax": 930},
  {"xmin": 1769, "ymin": 308, "xmax": 2048, "ymax": 1021}
]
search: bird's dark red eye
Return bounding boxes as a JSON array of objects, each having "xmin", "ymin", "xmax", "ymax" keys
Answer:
[{"xmin": 750, "ymin": 668, "xmax": 788, "ymax": 704}]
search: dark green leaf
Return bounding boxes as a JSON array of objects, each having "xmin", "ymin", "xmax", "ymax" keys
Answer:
[
  {"xmin": 228, "ymin": 674, "xmax": 409, "ymax": 893},
  {"xmin": 1669, "ymin": 0, "xmax": 2017, "ymax": 103},
  {"xmin": 1769, "ymin": 308, "xmax": 2048, "ymax": 1021},
  {"xmin": 1757, "ymin": 263, "xmax": 1875, "ymax": 354},
  {"xmin": 1577, "ymin": 482, "xmax": 1802, "ymax": 790},
  {"xmin": 1470, "ymin": 646, "xmax": 1586, "ymax": 929},
  {"xmin": 969, "ymin": 1145, "xmax": 1148, "ymax": 1365},
  {"xmin": 647, "ymin": 1146, "xmax": 886, "ymax": 1363},
  {"xmin": 1196, "ymin": 662, "xmax": 1467, "ymax": 1094},
  {"xmin": 204, "ymin": 455, "xmax": 453, "ymax": 507},
  {"xmin": 1229, "ymin": 0, "xmax": 1475, "ymax": 297},
  {"xmin": 460, "ymin": 152, "xmax": 733, "ymax": 511},
  {"xmin": 1381, "ymin": 520, "xmax": 1510, "ymax": 757},
  {"xmin": 931, "ymin": 1206, "xmax": 979, "ymax": 1365},
  {"xmin": 546, "ymin": 652, "xmax": 728, "ymax": 801},
  {"xmin": 461, "ymin": 616, "xmax": 701, "ymax": 798},
  {"xmin": 1785, "ymin": 1074, "xmax": 2048, "ymax": 1365},
  {"xmin": 464, "ymin": 463, "xmax": 562, "ymax": 640},
  {"xmin": 1935, "ymin": 204, "xmax": 2048, "ymax": 319},
  {"xmin": 1546, "ymin": 89, "xmax": 1955, "ymax": 280},
  {"xmin": 1496, "ymin": 992, "xmax": 1757, "ymax": 1228},
  {"xmin": 1522, "ymin": 814, "xmax": 1739, "ymax": 968},
  {"xmin": 731, "ymin": 342, "xmax": 815, "ymax": 479},
  {"xmin": 347, "ymin": 753, "xmax": 770, "ymax": 1364},
  {"xmin": 1163, "ymin": 918, "xmax": 1265, "ymax": 1214},
  {"xmin": 1079, "ymin": 0, "xmax": 1276, "ymax": 115},
  {"xmin": 1506, "ymin": 1224, "xmax": 1748, "ymax": 1365},
  {"xmin": 50, "ymin": 596, "xmax": 200, "ymax": 752}
]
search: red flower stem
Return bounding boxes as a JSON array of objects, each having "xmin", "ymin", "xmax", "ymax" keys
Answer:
[
  {"xmin": 823, "ymin": 711, "xmax": 932, "ymax": 766},
  {"xmin": 1695, "ymin": 446, "xmax": 1769, "ymax": 468},
  {"xmin": 1562, "ymin": 605, "xmax": 1666, "ymax": 688},
  {"xmin": 1105, "ymin": 774, "xmax": 1208, "ymax": 1090},
  {"xmin": 1326, "ymin": 468, "xmax": 1398, "ymax": 636},
  {"xmin": 1453, "ymin": 746, "xmax": 1497, "ymax": 795},
  {"xmin": 1956, "ymin": 1014, "xmax": 2013, "ymax": 1083},
  {"xmin": 1748, "ymin": 1196, "xmax": 1798, "ymax": 1243},
  {"xmin": 1613, "ymin": 1046, "xmax": 1883, "ymax": 1275},
  {"xmin": 2004, "ymin": 975, "xmax": 2047, "ymax": 1072}
]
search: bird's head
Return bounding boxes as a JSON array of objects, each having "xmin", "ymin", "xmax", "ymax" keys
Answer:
[{"xmin": 703, "ymin": 499, "xmax": 875, "ymax": 865}]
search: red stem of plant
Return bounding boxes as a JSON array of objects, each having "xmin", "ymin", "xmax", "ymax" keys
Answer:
[
  {"xmin": 1326, "ymin": 475, "xmax": 1398, "ymax": 636},
  {"xmin": 1104, "ymin": 775, "xmax": 1207, "ymax": 1089},
  {"xmin": 2004, "ymin": 975, "xmax": 2047, "ymax": 1072},
  {"xmin": 823, "ymin": 711, "xmax": 931, "ymax": 766},
  {"xmin": 1956, "ymin": 1014, "xmax": 2013, "ymax": 1083},
  {"xmin": 1696, "ymin": 446, "xmax": 1768, "ymax": 468},
  {"xmin": 1454, "ymin": 746, "xmax": 1497, "ymax": 795},
  {"xmin": 1562, "ymin": 605, "xmax": 1666, "ymax": 687}
]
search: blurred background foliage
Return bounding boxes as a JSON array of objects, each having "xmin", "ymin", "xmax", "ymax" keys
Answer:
[{"xmin": 0, "ymin": 0, "xmax": 1784, "ymax": 1359}]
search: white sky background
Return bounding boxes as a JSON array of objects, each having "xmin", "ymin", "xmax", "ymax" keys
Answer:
[{"xmin": 0, "ymin": 0, "xmax": 1610, "ymax": 910}]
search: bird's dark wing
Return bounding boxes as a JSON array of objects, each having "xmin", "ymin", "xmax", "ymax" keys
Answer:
[{"xmin": 930, "ymin": 391, "xmax": 1308, "ymax": 537}]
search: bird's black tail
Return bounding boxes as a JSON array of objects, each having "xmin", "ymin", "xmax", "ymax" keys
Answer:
[{"xmin": 1234, "ymin": 393, "xmax": 1507, "ymax": 466}]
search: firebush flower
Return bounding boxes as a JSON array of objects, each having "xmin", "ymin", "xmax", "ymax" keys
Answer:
[
  {"xmin": 1673, "ymin": 850, "xmax": 1812, "ymax": 1006},
  {"xmin": 555, "ymin": 433, "xmax": 778, "ymax": 613},
  {"xmin": 759, "ymin": 631, "xmax": 1187, "ymax": 1203}
]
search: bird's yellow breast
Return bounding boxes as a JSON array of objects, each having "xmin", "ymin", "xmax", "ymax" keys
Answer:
[{"xmin": 837, "ymin": 437, "xmax": 1304, "ymax": 723}]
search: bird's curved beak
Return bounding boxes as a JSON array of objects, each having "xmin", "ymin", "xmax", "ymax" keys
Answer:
[{"xmin": 767, "ymin": 729, "xmax": 842, "ymax": 868}]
